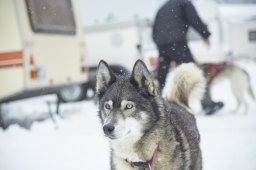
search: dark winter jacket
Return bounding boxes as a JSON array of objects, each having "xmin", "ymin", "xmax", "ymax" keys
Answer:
[{"xmin": 152, "ymin": 0, "xmax": 211, "ymax": 46}]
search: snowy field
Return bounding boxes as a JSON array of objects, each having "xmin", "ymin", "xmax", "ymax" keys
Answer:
[{"xmin": 0, "ymin": 61, "xmax": 256, "ymax": 170}]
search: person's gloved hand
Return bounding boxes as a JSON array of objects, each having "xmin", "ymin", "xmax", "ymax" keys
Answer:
[{"xmin": 203, "ymin": 38, "xmax": 210, "ymax": 47}]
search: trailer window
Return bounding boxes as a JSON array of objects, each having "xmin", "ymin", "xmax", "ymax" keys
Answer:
[{"xmin": 26, "ymin": 0, "xmax": 76, "ymax": 35}]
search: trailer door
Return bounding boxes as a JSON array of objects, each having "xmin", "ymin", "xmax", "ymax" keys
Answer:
[{"xmin": 0, "ymin": 0, "xmax": 24, "ymax": 100}]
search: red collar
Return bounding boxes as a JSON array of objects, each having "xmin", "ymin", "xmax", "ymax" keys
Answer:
[{"xmin": 125, "ymin": 145, "xmax": 159, "ymax": 170}]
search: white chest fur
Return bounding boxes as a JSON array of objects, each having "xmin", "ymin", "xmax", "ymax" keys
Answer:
[{"xmin": 111, "ymin": 132, "xmax": 143, "ymax": 162}]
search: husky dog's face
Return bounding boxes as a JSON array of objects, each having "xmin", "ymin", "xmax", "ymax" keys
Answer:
[{"xmin": 96, "ymin": 60, "xmax": 160, "ymax": 140}]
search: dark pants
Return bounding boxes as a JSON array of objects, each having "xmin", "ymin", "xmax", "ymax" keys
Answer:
[
  {"xmin": 200, "ymin": 65, "xmax": 215, "ymax": 108},
  {"xmin": 157, "ymin": 42, "xmax": 195, "ymax": 90}
]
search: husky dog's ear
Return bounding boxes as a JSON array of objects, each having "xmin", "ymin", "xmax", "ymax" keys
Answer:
[
  {"xmin": 96, "ymin": 60, "xmax": 116, "ymax": 95},
  {"xmin": 130, "ymin": 60, "xmax": 158, "ymax": 96}
]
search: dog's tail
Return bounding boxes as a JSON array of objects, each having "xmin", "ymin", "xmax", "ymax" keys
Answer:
[{"xmin": 165, "ymin": 63, "xmax": 206, "ymax": 107}]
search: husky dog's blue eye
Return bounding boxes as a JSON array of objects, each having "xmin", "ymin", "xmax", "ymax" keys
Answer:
[
  {"xmin": 105, "ymin": 103, "xmax": 111, "ymax": 110},
  {"xmin": 125, "ymin": 103, "xmax": 134, "ymax": 109}
]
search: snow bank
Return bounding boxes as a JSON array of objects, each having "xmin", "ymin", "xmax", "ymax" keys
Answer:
[{"xmin": 0, "ymin": 60, "xmax": 256, "ymax": 170}]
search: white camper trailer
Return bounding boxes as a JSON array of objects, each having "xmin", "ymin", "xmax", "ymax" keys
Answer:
[
  {"xmin": 84, "ymin": 19, "xmax": 158, "ymax": 72},
  {"xmin": 224, "ymin": 19, "xmax": 256, "ymax": 59},
  {"xmin": 84, "ymin": 20, "xmax": 148, "ymax": 71},
  {"xmin": 0, "ymin": 0, "xmax": 88, "ymax": 103}
]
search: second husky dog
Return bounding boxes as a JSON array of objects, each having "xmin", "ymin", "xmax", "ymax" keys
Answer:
[
  {"xmin": 211, "ymin": 64, "xmax": 255, "ymax": 113},
  {"xmin": 96, "ymin": 60, "xmax": 206, "ymax": 170}
]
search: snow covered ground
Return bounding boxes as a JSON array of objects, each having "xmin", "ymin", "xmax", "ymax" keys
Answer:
[{"xmin": 0, "ymin": 61, "xmax": 256, "ymax": 170}]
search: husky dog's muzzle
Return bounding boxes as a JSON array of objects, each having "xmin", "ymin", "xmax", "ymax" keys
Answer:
[
  {"xmin": 103, "ymin": 124, "xmax": 115, "ymax": 135},
  {"xmin": 103, "ymin": 123, "xmax": 117, "ymax": 139}
]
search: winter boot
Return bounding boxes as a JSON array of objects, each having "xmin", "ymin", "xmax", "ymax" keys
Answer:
[
  {"xmin": 201, "ymin": 85, "xmax": 224, "ymax": 115},
  {"xmin": 202, "ymin": 101, "xmax": 224, "ymax": 115}
]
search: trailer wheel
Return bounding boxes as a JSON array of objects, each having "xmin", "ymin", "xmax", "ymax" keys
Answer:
[
  {"xmin": 58, "ymin": 84, "xmax": 85, "ymax": 103},
  {"xmin": 84, "ymin": 82, "xmax": 96, "ymax": 100}
]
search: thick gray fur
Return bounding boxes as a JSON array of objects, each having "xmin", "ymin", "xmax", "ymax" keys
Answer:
[{"xmin": 96, "ymin": 60, "xmax": 203, "ymax": 170}]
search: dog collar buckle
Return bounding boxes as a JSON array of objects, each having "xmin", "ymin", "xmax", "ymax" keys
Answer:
[
  {"xmin": 131, "ymin": 161, "xmax": 150, "ymax": 170},
  {"xmin": 125, "ymin": 160, "xmax": 152, "ymax": 170},
  {"xmin": 125, "ymin": 144, "xmax": 159, "ymax": 170}
]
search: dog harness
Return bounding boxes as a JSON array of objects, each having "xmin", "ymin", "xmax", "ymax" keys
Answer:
[
  {"xmin": 203, "ymin": 62, "xmax": 227, "ymax": 85},
  {"xmin": 125, "ymin": 145, "xmax": 159, "ymax": 170}
]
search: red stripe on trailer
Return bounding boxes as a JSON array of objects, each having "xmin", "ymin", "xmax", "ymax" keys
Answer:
[{"xmin": 0, "ymin": 51, "xmax": 23, "ymax": 68}]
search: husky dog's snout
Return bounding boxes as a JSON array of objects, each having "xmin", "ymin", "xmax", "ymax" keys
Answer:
[{"xmin": 103, "ymin": 124, "xmax": 115, "ymax": 135}]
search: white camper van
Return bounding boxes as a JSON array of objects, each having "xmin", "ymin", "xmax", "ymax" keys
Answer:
[{"xmin": 0, "ymin": 0, "xmax": 88, "ymax": 103}]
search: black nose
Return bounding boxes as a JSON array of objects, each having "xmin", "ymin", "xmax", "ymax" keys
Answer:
[{"xmin": 103, "ymin": 124, "xmax": 115, "ymax": 135}]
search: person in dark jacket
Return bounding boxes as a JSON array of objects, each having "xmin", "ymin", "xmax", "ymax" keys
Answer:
[{"xmin": 152, "ymin": 0, "xmax": 223, "ymax": 115}]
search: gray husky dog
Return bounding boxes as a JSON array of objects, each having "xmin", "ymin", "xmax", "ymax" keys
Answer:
[{"xmin": 96, "ymin": 60, "xmax": 206, "ymax": 170}]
